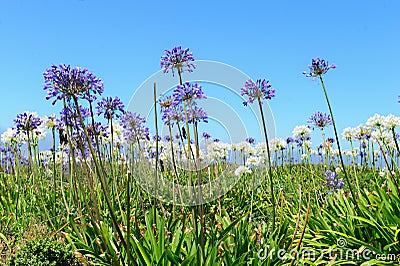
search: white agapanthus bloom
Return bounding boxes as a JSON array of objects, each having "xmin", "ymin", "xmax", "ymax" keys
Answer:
[
  {"xmin": 270, "ymin": 138, "xmax": 286, "ymax": 151},
  {"xmin": 383, "ymin": 114, "xmax": 400, "ymax": 130},
  {"xmin": 366, "ymin": 114, "xmax": 385, "ymax": 129},
  {"xmin": 353, "ymin": 124, "xmax": 371, "ymax": 140},
  {"xmin": 342, "ymin": 127, "xmax": 355, "ymax": 141},
  {"xmin": 206, "ymin": 141, "xmax": 231, "ymax": 160},
  {"xmin": 234, "ymin": 165, "xmax": 252, "ymax": 176},
  {"xmin": 300, "ymin": 154, "xmax": 309, "ymax": 161},
  {"xmin": 1, "ymin": 127, "xmax": 26, "ymax": 145},
  {"xmin": 292, "ymin": 125, "xmax": 311, "ymax": 138},
  {"xmin": 246, "ymin": 155, "xmax": 263, "ymax": 167}
]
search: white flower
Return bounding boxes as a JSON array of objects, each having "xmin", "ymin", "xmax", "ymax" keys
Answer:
[
  {"xmin": 342, "ymin": 127, "xmax": 355, "ymax": 141},
  {"xmin": 366, "ymin": 114, "xmax": 384, "ymax": 129},
  {"xmin": 300, "ymin": 154, "xmax": 309, "ymax": 161},
  {"xmin": 383, "ymin": 114, "xmax": 400, "ymax": 130},
  {"xmin": 234, "ymin": 165, "xmax": 252, "ymax": 176},
  {"xmin": 292, "ymin": 125, "xmax": 311, "ymax": 138},
  {"xmin": 270, "ymin": 138, "xmax": 286, "ymax": 151},
  {"xmin": 1, "ymin": 127, "xmax": 26, "ymax": 145},
  {"xmin": 246, "ymin": 156, "xmax": 262, "ymax": 167}
]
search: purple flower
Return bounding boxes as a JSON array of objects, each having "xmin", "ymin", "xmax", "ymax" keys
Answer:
[
  {"xmin": 161, "ymin": 105, "xmax": 184, "ymax": 127},
  {"xmin": 187, "ymin": 105, "xmax": 208, "ymax": 124},
  {"xmin": 14, "ymin": 112, "xmax": 42, "ymax": 133},
  {"xmin": 60, "ymin": 104, "xmax": 89, "ymax": 128},
  {"xmin": 241, "ymin": 79, "xmax": 275, "ymax": 106},
  {"xmin": 246, "ymin": 137, "xmax": 255, "ymax": 144},
  {"xmin": 308, "ymin": 111, "xmax": 332, "ymax": 129},
  {"xmin": 325, "ymin": 170, "xmax": 344, "ymax": 193},
  {"xmin": 173, "ymin": 82, "xmax": 206, "ymax": 104},
  {"xmin": 160, "ymin": 46, "xmax": 196, "ymax": 76},
  {"xmin": 43, "ymin": 64, "xmax": 104, "ymax": 105},
  {"xmin": 120, "ymin": 111, "xmax": 150, "ymax": 142},
  {"xmin": 286, "ymin": 137, "xmax": 294, "ymax": 144},
  {"xmin": 202, "ymin": 132, "xmax": 211, "ymax": 139},
  {"xmin": 303, "ymin": 58, "xmax": 336, "ymax": 78},
  {"xmin": 96, "ymin": 96, "xmax": 125, "ymax": 120}
]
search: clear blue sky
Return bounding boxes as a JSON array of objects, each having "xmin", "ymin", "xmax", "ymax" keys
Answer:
[{"xmin": 0, "ymin": 0, "xmax": 399, "ymax": 146}]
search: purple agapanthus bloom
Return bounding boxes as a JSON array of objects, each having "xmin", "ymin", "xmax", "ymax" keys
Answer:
[
  {"xmin": 173, "ymin": 82, "xmax": 206, "ymax": 104},
  {"xmin": 160, "ymin": 46, "xmax": 196, "ymax": 76},
  {"xmin": 14, "ymin": 112, "xmax": 42, "ymax": 134},
  {"xmin": 43, "ymin": 64, "xmax": 104, "ymax": 105},
  {"xmin": 161, "ymin": 105, "xmax": 184, "ymax": 127},
  {"xmin": 325, "ymin": 170, "xmax": 344, "ymax": 193},
  {"xmin": 60, "ymin": 104, "xmax": 90, "ymax": 128},
  {"xmin": 120, "ymin": 111, "xmax": 150, "ymax": 142},
  {"xmin": 308, "ymin": 111, "xmax": 332, "ymax": 129},
  {"xmin": 241, "ymin": 79, "xmax": 275, "ymax": 106},
  {"xmin": 286, "ymin": 137, "xmax": 294, "ymax": 144},
  {"xmin": 187, "ymin": 105, "xmax": 208, "ymax": 124},
  {"xmin": 246, "ymin": 137, "xmax": 255, "ymax": 144},
  {"xmin": 303, "ymin": 58, "xmax": 336, "ymax": 78},
  {"xmin": 96, "ymin": 96, "xmax": 125, "ymax": 120},
  {"xmin": 202, "ymin": 132, "xmax": 211, "ymax": 139}
]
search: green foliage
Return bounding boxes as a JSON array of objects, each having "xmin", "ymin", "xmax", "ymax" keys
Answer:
[{"xmin": 7, "ymin": 238, "xmax": 83, "ymax": 266}]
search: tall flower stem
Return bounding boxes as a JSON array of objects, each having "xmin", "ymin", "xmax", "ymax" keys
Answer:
[
  {"xmin": 72, "ymin": 96, "xmax": 137, "ymax": 266},
  {"xmin": 257, "ymin": 97, "xmax": 275, "ymax": 231},
  {"xmin": 153, "ymin": 82, "xmax": 159, "ymax": 224},
  {"xmin": 319, "ymin": 76, "xmax": 358, "ymax": 204}
]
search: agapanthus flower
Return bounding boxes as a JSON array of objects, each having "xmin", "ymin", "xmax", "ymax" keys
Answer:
[
  {"xmin": 1, "ymin": 127, "xmax": 26, "ymax": 145},
  {"xmin": 292, "ymin": 125, "xmax": 312, "ymax": 139},
  {"xmin": 96, "ymin": 96, "xmax": 125, "ymax": 120},
  {"xmin": 43, "ymin": 64, "xmax": 104, "ymax": 105},
  {"xmin": 202, "ymin": 132, "xmax": 211, "ymax": 139},
  {"xmin": 234, "ymin": 165, "xmax": 252, "ymax": 176},
  {"xmin": 44, "ymin": 115, "xmax": 57, "ymax": 129},
  {"xmin": 161, "ymin": 105, "xmax": 184, "ymax": 126},
  {"xmin": 325, "ymin": 170, "xmax": 344, "ymax": 193},
  {"xmin": 303, "ymin": 58, "xmax": 336, "ymax": 78},
  {"xmin": 246, "ymin": 137, "xmax": 255, "ymax": 145},
  {"xmin": 173, "ymin": 82, "xmax": 206, "ymax": 104},
  {"xmin": 120, "ymin": 111, "xmax": 150, "ymax": 142},
  {"xmin": 14, "ymin": 111, "xmax": 42, "ymax": 134},
  {"xmin": 60, "ymin": 104, "xmax": 90, "ymax": 128},
  {"xmin": 366, "ymin": 114, "xmax": 385, "ymax": 129},
  {"xmin": 308, "ymin": 111, "xmax": 332, "ymax": 129},
  {"xmin": 187, "ymin": 105, "xmax": 208, "ymax": 124},
  {"xmin": 160, "ymin": 46, "xmax": 196, "ymax": 76},
  {"xmin": 383, "ymin": 114, "xmax": 400, "ymax": 130},
  {"xmin": 241, "ymin": 79, "xmax": 275, "ymax": 106}
]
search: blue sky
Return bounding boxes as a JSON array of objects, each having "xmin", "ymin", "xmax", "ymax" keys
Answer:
[{"xmin": 0, "ymin": 0, "xmax": 399, "ymax": 146}]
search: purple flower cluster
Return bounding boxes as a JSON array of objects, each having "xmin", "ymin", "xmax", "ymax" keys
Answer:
[
  {"xmin": 96, "ymin": 96, "xmax": 125, "ymax": 120},
  {"xmin": 160, "ymin": 83, "xmax": 208, "ymax": 126},
  {"xmin": 43, "ymin": 64, "xmax": 104, "ymax": 105},
  {"xmin": 160, "ymin": 46, "xmax": 196, "ymax": 76},
  {"xmin": 246, "ymin": 137, "xmax": 255, "ymax": 144},
  {"xmin": 60, "ymin": 104, "xmax": 90, "ymax": 128},
  {"xmin": 120, "ymin": 111, "xmax": 150, "ymax": 142},
  {"xmin": 325, "ymin": 170, "xmax": 344, "ymax": 194},
  {"xmin": 202, "ymin": 132, "xmax": 211, "ymax": 139},
  {"xmin": 241, "ymin": 79, "xmax": 275, "ymax": 106},
  {"xmin": 308, "ymin": 111, "xmax": 332, "ymax": 129},
  {"xmin": 303, "ymin": 58, "xmax": 336, "ymax": 78},
  {"xmin": 14, "ymin": 112, "xmax": 42, "ymax": 134},
  {"xmin": 173, "ymin": 82, "xmax": 207, "ymax": 104}
]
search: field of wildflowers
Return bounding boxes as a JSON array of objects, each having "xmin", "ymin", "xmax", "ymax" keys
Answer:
[{"xmin": 1, "ymin": 47, "xmax": 400, "ymax": 265}]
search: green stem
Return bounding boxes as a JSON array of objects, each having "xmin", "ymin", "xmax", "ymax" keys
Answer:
[
  {"xmin": 319, "ymin": 75, "xmax": 358, "ymax": 205},
  {"xmin": 257, "ymin": 97, "xmax": 275, "ymax": 231}
]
